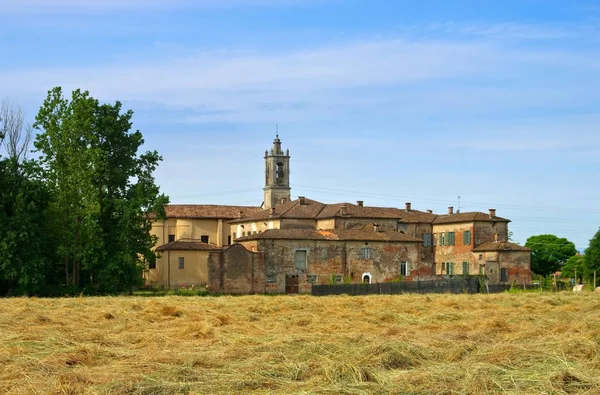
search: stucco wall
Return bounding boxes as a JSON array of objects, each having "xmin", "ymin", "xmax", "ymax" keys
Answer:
[
  {"xmin": 232, "ymin": 219, "xmax": 281, "ymax": 239},
  {"xmin": 152, "ymin": 218, "xmax": 234, "ymax": 247},
  {"xmin": 433, "ymin": 222, "xmax": 475, "ymax": 274},
  {"xmin": 148, "ymin": 249, "xmax": 210, "ymax": 289}
]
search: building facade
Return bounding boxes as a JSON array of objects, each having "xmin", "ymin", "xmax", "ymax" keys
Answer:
[{"xmin": 149, "ymin": 135, "xmax": 532, "ymax": 293}]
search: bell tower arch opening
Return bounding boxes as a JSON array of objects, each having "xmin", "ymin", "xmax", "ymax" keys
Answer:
[{"xmin": 264, "ymin": 129, "xmax": 291, "ymax": 209}]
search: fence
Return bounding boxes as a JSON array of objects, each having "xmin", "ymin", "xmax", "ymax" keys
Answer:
[{"xmin": 311, "ymin": 277, "xmax": 536, "ymax": 296}]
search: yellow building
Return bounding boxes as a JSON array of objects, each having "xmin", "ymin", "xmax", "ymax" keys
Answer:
[{"xmin": 147, "ymin": 204, "xmax": 261, "ymax": 289}]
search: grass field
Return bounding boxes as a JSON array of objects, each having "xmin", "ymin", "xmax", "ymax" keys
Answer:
[{"xmin": 1, "ymin": 293, "xmax": 599, "ymax": 394}]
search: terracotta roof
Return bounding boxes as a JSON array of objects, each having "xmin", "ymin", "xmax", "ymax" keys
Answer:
[
  {"xmin": 473, "ymin": 241, "xmax": 530, "ymax": 252},
  {"xmin": 156, "ymin": 240, "xmax": 221, "ymax": 252},
  {"xmin": 397, "ymin": 209, "xmax": 438, "ymax": 224},
  {"xmin": 235, "ymin": 228, "xmax": 422, "ymax": 243},
  {"xmin": 433, "ymin": 212, "xmax": 510, "ymax": 224},
  {"xmin": 316, "ymin": 203, "xmax": 404, "ymax": 219},
  {"xmin": 158, "ymin": 204, "xmax": 261, "ymax": 219},
  {"xmin": 229, "ymin": 198, "xmax": 326, "ymax": 223}
]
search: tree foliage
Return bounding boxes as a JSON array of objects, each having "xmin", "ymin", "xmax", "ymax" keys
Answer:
[
  {"xmin": 584, "ymin": 229, "xmax": 600, "ymax": 283},
  {"xmin": 0, "ymin": 88, "xmax": 168, "ymax": 296},
  {"xmin": 32, "ymin": 87, "xmax": 169, "ymax": 294},
  {"xmin": 561, "ymin": 254, "xmax": 584, "ymax": 280},
  {"xmin": 525, "ymin": 234, "xmax": 577, "ymax": 276}
]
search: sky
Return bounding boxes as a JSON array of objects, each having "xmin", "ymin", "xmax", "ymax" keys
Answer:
[{"xmin": 1, "ymin": 0, "xmax": 599, "ymax": 250}]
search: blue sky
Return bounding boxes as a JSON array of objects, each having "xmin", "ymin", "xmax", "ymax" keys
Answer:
[{"xmin": 1, "ymin": 0, "xmax": 599, "ymax": 250}]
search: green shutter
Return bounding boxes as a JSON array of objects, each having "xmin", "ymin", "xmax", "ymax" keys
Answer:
[{"xmin": 463, "ymin": 261, "xmax": 468, "ymax": 275}]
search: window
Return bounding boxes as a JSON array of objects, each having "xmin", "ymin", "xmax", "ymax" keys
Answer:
[
  {"xmin": 148, "ymin": 256, "xmax": 156, "ymax": 270},
  {"xmin": 462, "ymin": 261, "xmax": 469, "ymax": 275},
  {"xmin": 448, "ymin": 232, "xmax": 455, "ymax": 246},
  {"xmin": 479, "ymin": 253, "xmax": 484, "ymax": 260},
  {"xmin": 400, "ymin": 261, "xmax": 409, "ymax": 276},
  {"xmin": 500, "ymin": 268, "xmax": 508, "ymax": 282},
  {"xmin": 334, "ymin": 275, "xmax": 343, "ymax": 283},
  {"xmin": 444, "ymin": 262, "xmax": 454, "ymax": 275},
  {"xmin": 178, "ymin": 257, "xmax": 184, "ymax": 270},
  {"xmin": 321, "ymin": 248, "xmax": 328, "ymax": 260},
  {"xmin": 439, "ymin": 233, "xmax": 446, "ymax": 246},
  {"xmin": 421, "ymin": 233, "xmax": 432, "ymax": 247},
  {"xmin": 200, "ymin": 235, "xmax": 209, "ymax": 243},
  {"xmin": 294, "ymin": 249, "xmax": 308, "ymax": 271},
  {"xmin": 266, "ymin": 274, "xmax": 277, "ymax": 283},
  {"xmin": 479, "ymin": 265, "xmax": 485, "ymax": 275},
  {"xmin": 306, "ymin": 274, "xmax": 318, "ymax": 283},
  {"xmin": 227, "ymin": 235, "xmax": 232, "ymax": 245},
  {"xmin": 463, "ymin": 230, "xmax": 472, "ymax": 245},
  {"xmin": 360, "ymin": 247, "xmax": 371, "ymax": 259},
  {"xmin": 168, "ymin": 234, "xmax": 175, "ymax": 243}
]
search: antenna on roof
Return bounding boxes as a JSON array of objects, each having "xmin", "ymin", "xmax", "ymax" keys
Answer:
[
  {"xmin": 275, "ymin": 123, "xmax": 279, "ymax": 138},
  {"xmin": 457, "ymin": 196, "xmax": 461, "ymax": 213}
]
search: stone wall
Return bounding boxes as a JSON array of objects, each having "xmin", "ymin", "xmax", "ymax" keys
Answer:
[
  {"xmin": 208, "ymin": 244, "xmax": 265, "ymax": 294},
  {"xmin": 236, "ymin": 239, "xmax": 422, "ymax": 293}
]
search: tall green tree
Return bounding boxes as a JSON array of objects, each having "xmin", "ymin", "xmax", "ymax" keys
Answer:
[
  {"xmin": 34, "ymin": 87, "xmax": 168, "ymax": 293},
  {"xmin": 561, "ymin": 254, "xmax": 584, "ymax": 281},
  {"xmin": 525, "ymin": 234, "xmax": 577, "ymax": 276},
  {"xmin": 584, "ymin": 229, "xmax": 600, "ymax": 284}
]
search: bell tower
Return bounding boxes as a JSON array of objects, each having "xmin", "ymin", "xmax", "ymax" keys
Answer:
[{"xmin": 264, "ymin": 131, "xmax": 291, "ymax": 209}]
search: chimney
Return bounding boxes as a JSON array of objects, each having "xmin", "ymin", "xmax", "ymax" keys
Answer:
[
  {"xmin": 280, "ymin": 197, "xmax": 287, "ymax": 204},
  {"xmin": 448, "ymin": 206, "xmax": 454, "ymax": 215},
  {"xmin": 299, "ymin": 196, "xmax": 306, "ymax": 205},
  {"xmin": 238, "ymin": 210, "xmax": 243, "ymax": 218},
  {"xmin": 494, "ymin": 233, "xmax": 499, "ymax": 242},
  {"xmin": 373, "ymin": 223, "xmax": 379, "ymax": 232},
  {"xmin": 405, "ymin": 202, "xmax": 411, "ymax": 211},
  {"xmin": 357, "ymin": 200, "xmax": 364, "ymax": 207},
  {"xmin": 340, "ymin": 204, "xmax": 348, "ymax": 216},
  {"xmin": 270, "ymin": 207, "xmax": 275, "ymax": 216},
  {"xmin": 427, "ymin": 209, "xmax": 433, "ymax": 214},
  {"xmin": 489, "ymin": 208, "xmax": 496, "ymax": 218}
]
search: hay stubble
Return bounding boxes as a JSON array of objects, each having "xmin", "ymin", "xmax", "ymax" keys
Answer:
[{"xmin": 0, "ymin": 293, "xmax": 599, "ymax": 394}]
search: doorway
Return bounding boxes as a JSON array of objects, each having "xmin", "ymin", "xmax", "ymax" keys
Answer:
[{"xmin": 285, "ymin": 274, "xmax": 299, "ymax": 294}]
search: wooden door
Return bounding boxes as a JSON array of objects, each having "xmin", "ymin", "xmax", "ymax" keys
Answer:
[{"xmin": 285, "ymin": 275, "xmax": 299, "ymax": 294}]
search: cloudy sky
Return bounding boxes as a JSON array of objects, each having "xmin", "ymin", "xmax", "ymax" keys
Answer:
[{"xmin": 1, "ymin": 0, "xmax": 599, "ymax": 250}]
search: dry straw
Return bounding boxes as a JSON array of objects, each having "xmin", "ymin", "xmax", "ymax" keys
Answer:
[{"xmin": 0, "ymin": 293, "xmax": 599, "ymax": 394}]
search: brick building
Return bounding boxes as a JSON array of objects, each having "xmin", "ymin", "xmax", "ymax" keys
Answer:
[{"xmin": 149, "ymin": 135, "xmax": 532, "ymax": 293}]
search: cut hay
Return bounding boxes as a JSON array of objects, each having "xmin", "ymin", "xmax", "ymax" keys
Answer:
[{"xmin": 0, "ymin": 293, "xmax": 599, "ymax": 394}]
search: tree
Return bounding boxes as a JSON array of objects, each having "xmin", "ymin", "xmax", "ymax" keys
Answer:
[
  {"xmin": 525, "ymin": 234, "xmax": 577, "ymax": 276},
  {"xmin": 584, "ymin": 229, "xmax": 600, "ymax": 284},
  {"xmin": 0, "ymin": 100, "xmax": 57, "ymax": 295},
  {"xmin": 561, "ymin": 254, "xmax": 584, "ymax": 281},
  {"xmin": 33, "ymin": 87, "xmax": 168, "ymax": 293},
  {"xmin": 1, "ymin": 98, "xmax": 32, "ymax": 162}
]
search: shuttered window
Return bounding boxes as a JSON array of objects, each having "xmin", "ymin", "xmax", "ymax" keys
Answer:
[
  {"xmin": 463, "ymin": 230, "xmax": 471, "ymax": 245},
  {"xmin": 462, "ymin": 261, "xmax": 469, "ymax": 275},
  {"xmin": 448, "ymin": 232, "xmax": 455, "ymax": 246}
]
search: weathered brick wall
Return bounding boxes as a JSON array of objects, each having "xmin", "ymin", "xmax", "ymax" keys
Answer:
[
  {"xmin": 474, "ymin": 221, "xmax": 509, "ymax": 246},
  {"xmin": 344, "ymin": 241, "xmax": 423, "ymax": 282},
  {"xmin": 208, "ymin": 244, "xmax": 264, "ymax": 294},
  {"xmin": 234, "ymin": 239, "xmax": 423, "ymax": 293},
  {"xmin": 500, "ymin": 250, "xmax": 532, "ymax": 284}
]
